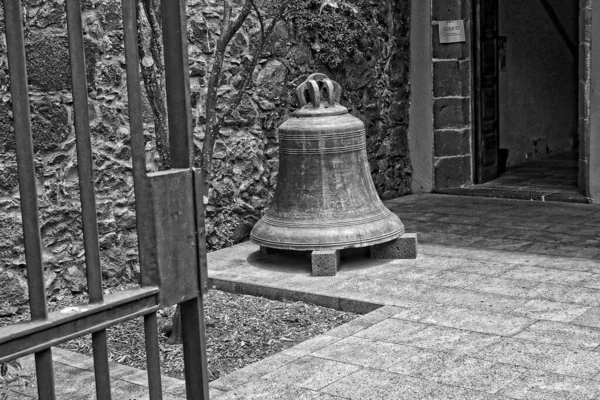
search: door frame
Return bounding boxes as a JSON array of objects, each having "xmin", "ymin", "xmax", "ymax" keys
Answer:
[
  {"xmin": 409, "ymin": 0, "xmax": 600, "ymax": 202},
  {"xmin": 472, "ymin": 0, "xmax": 500, "ymax": 184}
]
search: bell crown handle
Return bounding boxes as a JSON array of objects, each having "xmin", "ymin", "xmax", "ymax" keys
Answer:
[{"xmin": 296, "ymin": 73, "xmax": 342, "ymax": 109}]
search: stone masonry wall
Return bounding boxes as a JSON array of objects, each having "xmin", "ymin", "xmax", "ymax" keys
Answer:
[
  {"xmin": 0, "ymin": 0, "xmax": 411, "ymax": 312},
  {"xmin": 431, "ymin": 0, "xmax": 473, "ymax": 190},
  {"xmin": 579, "ymin": 0, "xmax": 591, "ymax": 195}
]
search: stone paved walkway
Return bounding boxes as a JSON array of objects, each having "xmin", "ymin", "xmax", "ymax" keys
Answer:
[
  {"xmin": 5, "ymin": 193, "xmax": 600, "ymax": 399},
  {"xmin": 207, "ymin": 194, "xmax": 600, "ymax": 399}
]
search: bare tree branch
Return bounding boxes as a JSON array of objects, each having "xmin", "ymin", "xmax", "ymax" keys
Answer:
[
  {"xmin": 137, "ymin": 0, "xmax": 170, "ymax": 169},
  {"xmin": 219, "ymin": 0, "xmax": 292, "ymax": 125},
  {"xmin": 201, "ymin": 0, "xmax": 254, "ymax": 183},
  {"xmin": 249, "ymin": 0, "xmax": 265, "ymax": 39}
]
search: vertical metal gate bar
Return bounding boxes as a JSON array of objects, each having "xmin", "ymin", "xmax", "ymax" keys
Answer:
[
  {"xmin": 161, "ymin": 0, "xmax": 193, "ymax": 168},
  {"xmin": 4, "ymin": 1, "xmax": 56, "ymax": 398},
  {"xmin": 4, "ymin": 0, "xmax": 48, "ymax": 322},
  {"xmin": 180, "ymin": 297, "xmax": 210, "ymax": 400},
  {"xmin": 65, "ymin": 2, "xmax": 112, "ymax": 398},
  {"xmin": 121, "ymin": 0, "xmax": 161, "ymax": 289},
  {"xmin": 65, "ymin": 0, "xmax": 104, "ymax": 304},
  {"xmin": 161, "ymin": 1, "xmax": 210, "ymax": 398},
  {"xmin": 91, "ymin": 330, "xmax": 112, "ymax": 400},
  {"xmin": 34, "ymin": 349, "xmax": 56, "ymax": 400},
  {"xmin": 144, "ymin": 313, "xmax": 163, "ymax": 400},
  {"xmin": 121, "ymin": 0, "xmax": 147, "ymax": 181}
]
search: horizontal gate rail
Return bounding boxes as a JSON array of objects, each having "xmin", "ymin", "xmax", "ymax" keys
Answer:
[{"xmin": 0, "ymin": 287, "xmax": 159, "ymax": 364}]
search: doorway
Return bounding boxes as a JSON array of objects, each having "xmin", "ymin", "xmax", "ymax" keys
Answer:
[{"xmin": 472, "ymin": 0, "xmax": 583, "ymax": 201}]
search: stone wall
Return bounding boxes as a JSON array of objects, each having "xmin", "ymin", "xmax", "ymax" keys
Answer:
[
  {"xmin": 431, "ymin": 0, "xmax": 473, "ymax": 190},
  {"xmin": 0, "ymin": 0, "xmax": 411, "ymax": 311}
]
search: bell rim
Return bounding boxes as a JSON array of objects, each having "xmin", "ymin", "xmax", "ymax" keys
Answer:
[
  {"xmin": 260, "ymin": 207, "xmax": 393, "ymax": 228},
  {"xmin": 250, "ymin": 210, "xmax": 405, "ymax": 251},
  {"xmin": 250, "ymin": 227, "xmax": 405, "ymax": 251}
]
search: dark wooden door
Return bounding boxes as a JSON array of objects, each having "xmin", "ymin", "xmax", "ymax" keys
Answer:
[{"xmin": 474, "ymin": 0, "xmax": 500, "ymax": 183}]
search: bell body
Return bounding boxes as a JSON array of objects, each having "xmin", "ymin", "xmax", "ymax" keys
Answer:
[{"xmin": 251, "ymin": 97, "xmax": 404, "ymax": 251}]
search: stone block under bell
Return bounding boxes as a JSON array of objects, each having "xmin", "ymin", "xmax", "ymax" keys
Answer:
[
  {"xmin": 311, "ymin": 250, "xmax": 341, "ymax": 277},
  {"xmin": 251, "ymin": 73, "xmax": 417, "ymax": 276},
  {"xmin": 370, "ymin": 234, "xmax": 418, "ymax": 260}
]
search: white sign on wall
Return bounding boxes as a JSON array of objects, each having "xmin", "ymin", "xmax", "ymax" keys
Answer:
[{"xmin": 439, "ymin": 20, "xmax": 466, "ymax": 44}]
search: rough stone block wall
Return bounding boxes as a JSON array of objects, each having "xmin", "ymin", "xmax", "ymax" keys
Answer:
[
  {"xmin": 579, "ymin": 0, "xmax": 592, "ymax": 194},
  {"xmin": 0, "ymin": 0, "xmax": 411, "ymax": 310},
  {"xmin": 431, "ymin": 0, "xmax": 473, "ymax": 190}
]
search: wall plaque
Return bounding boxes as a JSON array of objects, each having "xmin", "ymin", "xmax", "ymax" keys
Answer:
[{"xmin": 439, "ymin": 20, "xmax": 466, "ymax": 43}]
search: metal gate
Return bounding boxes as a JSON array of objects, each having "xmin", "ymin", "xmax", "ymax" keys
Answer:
[{"xmin": 0, "ymin": 0, "xmax": 210, "ymax": 398}]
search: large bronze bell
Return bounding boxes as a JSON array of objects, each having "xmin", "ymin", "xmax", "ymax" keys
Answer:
[{"xmin": 251, "ymin": 74, "xmax": 414, "ymax": 274}]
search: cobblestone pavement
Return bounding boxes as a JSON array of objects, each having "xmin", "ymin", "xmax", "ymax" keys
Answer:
[{"xmin": 6, "ymin": 194, "xmax": 600, "ymax": 399}]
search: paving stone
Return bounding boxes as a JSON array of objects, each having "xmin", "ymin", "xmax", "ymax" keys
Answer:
[
  {"xmin": 319, "ymin": 368, "xmax": 438, "ymax": 400},
  {"xmin": 325, "ymin": 313, "xmax": 391, "ymax": 338},
  {"xmin": 210, "ymin": 353, "xmax": 297, "ymax": 392},
  {"xmin": 526, "ymin": 283, "xmax": 600, "ymax": 307},
  {"xmin": 420, "ymin": 244, "xmax": 550, "ymax": 265},
  {"xmin": 300, "ymin": 275, "xmax": 426, "ymax": 306},
  {"xmin": 434, "ymin": 215, "xmax": 487, "ymax": 225},
  {"xmin": 215, "ymin": 379, "xmax": 324, "ymax": 400},
  {"xmin": 393, "ymin": 268, "xmax": 484, "ymax": 288},
  {"xmin": 419, "ymin": 221, "xmax": 479, "ymax": 236},
  {"xmin": 353, "ymin": 318, "xmax": 429, "ymax": 343},
  {"xmin": 115, "ymin": 368, "xmax": 186, "ymax": 397},
  {"xmin": 468, "ymin": 237, "xmax": 533, "ymax": 252},
  {"xmin": 422, "ymin": 385, "xmax": 512, "ymax": 399},
  {"xmin": 421, "ymin": 286, "xmax": 529, "ymax": 314},
  {"xmin": 52, "ymin": 347, "xmax": 95, "ymax": 370},
  {"xmin": 503, "ymin": 229, "xmax": 576, "ymax": 244},
  {"xmin": 521, "ymin": 242, "xmax": 600, "ymax": 259},
  {"xmin": 391, "ymin": 302, "xmax": 534, "ymax": 336},
  {"xmin": 545, "ymin": 224, "xmax": 600, "ymax": 236},
  {"xmin": 480, "ymin": 219, "xmax": 555, "ymax": 231},
  {"xmin": 476, "ymin": 338, "xmax": 600, "ymax": 379},
  {"xmin": 311, "ymin": 336, "xmax": 420, "ymax": 370},
  {"xmin": 390, "ymin": 210, "xmax": 442, "ymax": 222},
  {"xmin": 389, "ymin": 351, "xmax": 525, "ymax": 394},
  {"xmin": 501, "ymin": 265, "xmax": 593, "ymax": 285},
  {"xmin": 513, "ymin": 320, "xmax": 600, "ymax": 351},
  {"xmin": 261, "ymin": 355, "xmax": 360, "ymax": 391},
  {"xmin": 388, "ymin": 348, "xmax": 456, "ymax": 378},
  {"xmin": 407, "ymin": 256, "xmax": 475, "ymax": 271},
  {"xmin": 418, "ymin": 232, "xmax": 485, "ymax": 247},
  {"xmin": 367, "ymin": 305, "xmax": 410, "ymax": 317},
  {"xmin": 433, "ymin": 357, "xmax": 526, "ymax": 394},
  {"xmin": 209, "ymin": 388, "xmax": 228, "ymax": 399},
  {"xmin": 495, "ymin": 369, "xmax": 600, "ymax": 400},
  {"xmin": 536, "ymin": 257, "xmax": 600, "ymax": 274},
  {"xmin": 111, "ymin": 379, "xmax": 186, "ymax": 400},
  {"xmin": 579, "ymin": 274, "xmax": 600, "ymax": 289},
  {"xmin": 572, "ymin": 307, "xmax": 600, "ymax": 328},
  {"xmin": 463, "ymin": 276, "xmax": 538, "ymax": 298},
  {"xmin": 511, "ymin": 299, "xmax": 590, "ymax": 322},
  {"xmin": 282, "ymin": 335, "xmax": 343, "ymax": 357},
  {"xmin": 448, "ymin": 260, "xmax": 518, "ymax": 277},
  {"xmin": 390, "ymin": 325, "xmax": 501, "ymax": 354}
]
